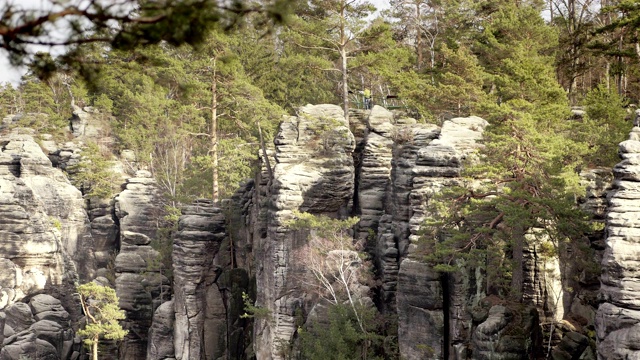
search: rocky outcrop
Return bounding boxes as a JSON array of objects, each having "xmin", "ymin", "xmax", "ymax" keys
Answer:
[
  {"xmin": 171, "ymin": 199, "xmax": 226, "ymax": 360},
  {"xmin": 0, "ymin": 103, "xmax": 622, "ymax": 360},
  {"xmin": 70, "ymin": 105, "xmax": 111, "ymax": 139},
  {"xmin": 390, "ymin": 116, "xmax": 488, "ymax": 359},
  {"xmin": 0, "ymin": 128, "xmax": 95, "ymax": 310},
  {"xmin": 253, "ymin": 104, "xmax": 356, "ymax": 359},
  {"xmin": 596, "ymin": 127, "xmax": 640, "ymax": 359},
  {"xmin": 396, "ymin": 259, "xmax": 445, "ymax": 359},
  {"xmin": 114, "ymin": 170, "xmax": 168, "ymax": 360},
  {"xmin": 471, "ymin": 304, "xmax": 541, "ymax": 360},
  {"xmin": 0, "ymin": 294, "xmax": 77, "ymax": 360},
  {"xmin": 147, "ymin": 300, "xmax": 175, "ymax": 360}
]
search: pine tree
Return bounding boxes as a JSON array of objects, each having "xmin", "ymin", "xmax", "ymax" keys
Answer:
[
  {"xmin": 77, "ymin": 282, "xmax": 128, "ymax": 360},
  {"xmin": 423, "ymin": 0, "xmax": 593, "ymax": 300},
  {"xmin": 289, "ymin": 0, "xmax": 382, "ymax": 120},
  {"xmin": 0, "ymin": 0, "xmax": 290, "ymax": 76}
]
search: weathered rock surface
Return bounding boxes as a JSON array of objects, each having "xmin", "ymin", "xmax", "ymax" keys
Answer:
[
  {"xmin": 387, "ymin": 116, "xmax": 487, "ymax": 359},
  {"xmin": 115, "ymin": 170, "xmax": 168, "ymax": 360},
  {"xmin": 0, "ymin": 294, "xmax": 75, "ymax": 360},
  {"xmin": 172, "ymin": 199, "xmax": 227, "ymax": 360},
  {"xmin": 0, "ymin": 128, "xmax": 94, "ymax": 310},
  {"xmin": 147, "ymin": 300, "xmax": 175, "ymax": 360},
  {"xmin": 596, "ymin": 126, "xmax": 640, "ymax": 359},
  {"xmin": 396, "ymin": 259, "xmax": 444, "ymax": 359},
  {"xmin": 472, "ymin": 304, "xmax": 541, "ymax": 360},
  {"xmin": 253, "ymin": 104, "xmax": 356, "ymax": 359}
]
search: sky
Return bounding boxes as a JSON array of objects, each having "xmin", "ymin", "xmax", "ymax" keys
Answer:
[
  {"xmin": 0, "ymin": 0, "xmax": 391, "ymax": 86},
  {"xmin": 0, "ymin": 0, "xmax": 68, "ymax": 85}
]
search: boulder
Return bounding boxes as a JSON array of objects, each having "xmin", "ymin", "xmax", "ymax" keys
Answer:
[
  {"xmin": 147, "ymin": 300, "xmax": 175, "ymax": 360},
  {"xmin": 29, "ymin": 294, "xmax": 70, "ymax": 325}
]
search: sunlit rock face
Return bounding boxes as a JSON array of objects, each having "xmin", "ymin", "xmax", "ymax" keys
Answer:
[
  {"xmin": 0, "ymin": 127, "xmax": 92, "ymax": 310},
  {"xmin": 252, "ymin": 104, "xmax": 356, "ymax": 359},
  {"xmin": 243, "ymin": 105, "xmax": 606, "ymax": 360},
  {"xmin": 597, "ymin": 127, "xmax": 640, "ymax": 359},
  {"xmin": 114, "ymin": 170, "xmax": 169, "ymax": 360},
  {"xmin": 387, "ymin": 115, "xmax": 488, "ymax": 359}
]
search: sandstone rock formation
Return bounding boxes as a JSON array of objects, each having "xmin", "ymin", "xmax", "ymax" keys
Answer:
[
  {"xmin": 379, "ymin": 114, "xmax": 488, "ymax": 359},
  {"xmin": 244, "ymin": 105, "xmax": 604, "ymax": 360},
  {"xmin": 0, "ymin": 294, "xmax": 77, "ymax": 360},
  {"xmin": 0, "ymin": 104, "xmax": 620, "ymax": 360},
  {"xmin": 253, "ymin": 104, "xmax": 356, "ymax": 359},
  {"xmin": 596, "ymin": 126, "xmax": 640, "ymax": 359},
  {"xmin": 114, "ymin": 170, "xmax": 168, "ymax": 360},
  {"xmin": 171, "ymin": 199, "xmax": 226, "ymax": 360},
  {"xmin": 147, "ymin": 300, "xmax": 175, "ymax": 360},
  {"xmin": 0, "ymin": 127, "xmax": 93, "ymax": 310}
]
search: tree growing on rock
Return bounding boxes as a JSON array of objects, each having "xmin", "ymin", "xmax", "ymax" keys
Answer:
[
  {"xmin": 77, "ymin": 282, "xmax": 128, "ymax": 360},
  {"xmin": 289, "ymin": 0, "xmax": 383, "ymax": 120},
  {"xmin": 288, "ymin": 211, "xmax": 383, "ymax": 359},
  {"xmin": 421, "ymin": 0, "xmax": 594, "ymax": 301}
]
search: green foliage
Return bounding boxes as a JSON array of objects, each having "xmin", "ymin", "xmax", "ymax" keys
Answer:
[
  {"xmin": 148, "ymin": 219, "xmax": 176, "ymax": 297},
  {"xmin": 240, "ymin": 291, "xmax": 272, "ymax": 320},
  {"xmin": 81, "ymin": 31, "xmax": 284, "ymax": 204},
  {"xmin": 0, "ymin": 0, "xmax": 291, "ymax": 78},
  {"xmin": 287, "ymin": 211, "xmax": 359, "ymax": 237},
  {"xmin": 0, "ymin": 83, "xmax": 20, "ymax": 118},
  {"xmin": 417, "ymin": 1, "xmax": 598, "ymax": 301},
  {"xmin": 298, "ymin": 304, "xmax": 385, "ymax": 360},
  {"xmin": 77, "ymin": 282, "xmax": 128, "ymax": 348},
  {"xmin": 68, "ymin": 141, "xmax": 119, "ymax": 199},
  {"xmin": 49, "ymin": 216, "xmax": 62, "ymax": 231},
  {"xmin": 580, "ymin": 84, "xmax": 628, "ymax": 167}
]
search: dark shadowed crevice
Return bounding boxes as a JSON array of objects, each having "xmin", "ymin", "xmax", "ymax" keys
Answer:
[{"xmin": 441, "ymin": 272, "xmax": 450, "ymax": 360}]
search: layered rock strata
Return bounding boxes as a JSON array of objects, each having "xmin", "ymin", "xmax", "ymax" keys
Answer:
[
  {"xmin": 0, "ymin": 294, "xmax": 77, "ymax": 360},
  {"xmin": 0, "ymin": 128, "xmax": 93, "ymax": 309},
  {"xmin": 253, "ymin": 104, "xmax": 356, "ymax": 359},
  {"xmin": 114, "ymin": 170, "xmax": 168, "ymax": 360},
  {"xmin": 596, "ymin": 126, "xmax": 640, "ymax": 359},
  {"xmin": 171, "ymin": 199, "xmax": 227, "ymax": 360},
  {"xmin": 394, "ymin": 116, "xmax": 488, "ymax": 359}
]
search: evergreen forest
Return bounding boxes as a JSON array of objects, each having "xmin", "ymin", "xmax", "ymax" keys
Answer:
[{"xmin": 0, "ymin": 0, "xmax": 639, "ymax": 358}]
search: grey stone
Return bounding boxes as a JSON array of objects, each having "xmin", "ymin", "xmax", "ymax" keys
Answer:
[
  {"xmin": 172, "ymin": 200, "xmax": 226, "ymax": 360},
  {"xmin": 4, "ymin": 303, "xmax": 34, "ymax": 333},
  {"xmin": 147, "ymin": 300, "xmax": 175, "ymax": 360},
  {"xmin": 596, "ymin": 126, "xmax": 640, "ymax": 359},
  {"xmin": 114, "ymin": 170, "xmax": 166, "ymax": 360}
]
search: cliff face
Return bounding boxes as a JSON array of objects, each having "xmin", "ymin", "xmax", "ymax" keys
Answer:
[
  {"xmin": 596, "ymin": 126, "xmax": 640, "ymax": 359},
  {"xmin": 0, "ymin": 129, "xmax": 90, "ymax": 309},
  {"xmin": 252, "ymin": 104, "xmax": 357, "ymax": 359},
  {"xmin": 114, "ymin": 170, "xmax": 168, "ymax": 360},
  {"xmin": 0, "ymin": 123, "xmax": 111, "ymax": 359},
  {"xmin": 0, "ymin": 105, "xmax": 621, "ymax": 360},
  {"xmin": 0, "ymin": 110, "xmax": 171, "ymax": 360},
  {"xmin": 238, "ymin": 105, "xmax": 606, "ymax": 360}
]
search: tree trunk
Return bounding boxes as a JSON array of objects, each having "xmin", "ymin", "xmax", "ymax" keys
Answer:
[
  {"xmin": 605, "ymin": 61, "xmax": 610, "ymax": 90},
  {"xmin": 92, "ymin": 336, "xmax": 99, "ymax": 360},
  {"xmin": 416, "ymin": 2, "xmax": 422, "ymax": 70},
  {"xmin": 510, "ymin": 234, "xmax": 524, "ymax": 302},
  {"xmin": 341, "ymin": 48, "xmax": 349, "ymax": 121},
  {"xmin": 211, "ymin": 58, "xmax": 219, "ymax": 203},
  {"xmin": 340, "ymin": 0, "xmax": 349, "ymax": 121}
]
